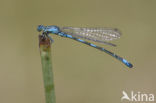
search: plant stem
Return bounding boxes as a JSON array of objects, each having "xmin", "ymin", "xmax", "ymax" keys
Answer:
[{"xmin": 39, "ymin": 35, "xmax": 56, "ymax": 103}]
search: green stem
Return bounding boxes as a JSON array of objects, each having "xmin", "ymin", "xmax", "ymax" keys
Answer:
[{"xmin": 39, "ymin": 35, "xmax": 56, "ymax": 103}]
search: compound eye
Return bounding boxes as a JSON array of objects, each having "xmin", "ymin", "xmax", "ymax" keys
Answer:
[{"xmin": 37, "ymin": 25, "xmax": 44, "ymax": 32}]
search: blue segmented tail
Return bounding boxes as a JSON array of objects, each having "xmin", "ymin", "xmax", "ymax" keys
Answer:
[{"xmin": 58, "ymin": 32, "xmax": 133, "ymax": 68}]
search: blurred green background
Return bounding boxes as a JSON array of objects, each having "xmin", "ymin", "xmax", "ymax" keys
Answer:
[{"xmin": 0, "ymin": 0, "xmax": 156, "ymax": 103}]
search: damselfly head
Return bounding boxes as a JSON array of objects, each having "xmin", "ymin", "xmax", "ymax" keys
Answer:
[{"xmin": 37, "ymin": 25, "xmax": 44, "ymax": 32}]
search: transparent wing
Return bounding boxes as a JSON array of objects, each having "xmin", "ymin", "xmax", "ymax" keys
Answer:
[{"xmin": 60, "ymin": 27, "xmax": 121, "ymax": 46}]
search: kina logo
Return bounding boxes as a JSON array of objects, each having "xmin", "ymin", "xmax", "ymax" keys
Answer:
[{"xmin": 121, "ymin": 91, "xmax": 154, "ymax": 102}]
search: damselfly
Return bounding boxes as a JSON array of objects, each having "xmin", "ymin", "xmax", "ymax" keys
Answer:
[{"xmin": 37, "ymin": 25, "xmax": 133, "ymax": 68}]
